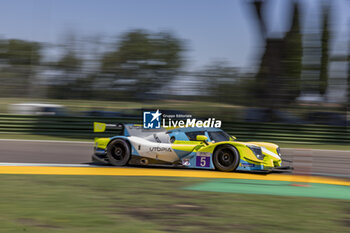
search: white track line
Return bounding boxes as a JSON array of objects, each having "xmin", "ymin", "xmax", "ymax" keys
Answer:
[
  {"xmin": 0, "ymin": 162, "xmax": 97, "ymax": 167},
  {"xmin": 283, "ymin": 148, "xmax": 350, "ymax": 153}
]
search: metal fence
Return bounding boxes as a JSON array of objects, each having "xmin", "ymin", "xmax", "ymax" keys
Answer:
[{"xmin": 0, "ymin": 115, "xmax": 348, "ymax": 144}]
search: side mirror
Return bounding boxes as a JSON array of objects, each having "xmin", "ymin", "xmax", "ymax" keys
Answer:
[
  {"xmin": 231, "ymin": 136, "xmax": 237, "ymax": 141},
  {"xmin": 196, "ymin": 135, "xmax": 208, "ymax": 145}
]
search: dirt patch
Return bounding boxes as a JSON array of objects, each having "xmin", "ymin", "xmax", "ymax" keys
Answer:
[
  {"xmin": 125, "ymin": 203, "xmax": 207, "ymax": 221},
  {"xmin": 17, "ymin": 218, "xmax": 61, "ymax": 229},
  {"xmin": 344, "ymin": 209, "xmax": 350, "ymax": 228}
]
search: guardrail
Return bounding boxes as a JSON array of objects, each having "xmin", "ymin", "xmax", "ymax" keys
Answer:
[{"xmin": 0, "ymin": 115, "xmax": 348, "ymax": 144}]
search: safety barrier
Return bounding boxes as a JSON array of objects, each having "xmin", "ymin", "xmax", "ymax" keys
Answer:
[{"xmin": 0, "ymin": 115, "xmax": 348, "ymax": 144}]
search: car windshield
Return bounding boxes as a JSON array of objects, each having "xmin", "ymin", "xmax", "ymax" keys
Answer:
[{"xmin": 208, "ymin": 131, "xmax": 232, "ymax": 142}]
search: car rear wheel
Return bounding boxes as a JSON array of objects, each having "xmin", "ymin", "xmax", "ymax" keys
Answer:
[
  {"xmin": 106, "ymin": 139, "xmax": 131, "ymax": 166},
  {"xmin": 213, "ymin": 145, "xmax": 240, "ymax": 172}
]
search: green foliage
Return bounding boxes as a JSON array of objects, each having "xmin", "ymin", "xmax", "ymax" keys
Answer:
[
  {"xmin": 320, "ymin": 5, "xmax": 330, "ymax": 96},
  {"xmin": 197, "ymin": 61, "xmax": 256, "ymax": 106},
  {"xmin": 56, "ymin": 52, "xmax": 82, "ymax": 71},
  {"xmin": 0, "ymin": 39, "xmax": 41, "ymax": 66},
  {"xmin": 283, "ymin": 3, "xmax": 303, "ymax": 99},
  {"xmin": 46, "ymin": 48, "xmax": 83, "ymax": 99},
  {"xmin": 348, "ymin": 53, "xmax": 350, "ymax": 108},
  {"xmin": 0, "ymin": 39, "xmax": 41, "ymax": 97},
  {"xmin": 100, "ymin": 29, "xmax": 185, "ymax": 98},
  {"xmin": 102, "ymin": 30, "xmax": 183, "ymax": 72},
  {"xmin": 253, "ymin": 1, "xmax": 303, "ymax": 108}
]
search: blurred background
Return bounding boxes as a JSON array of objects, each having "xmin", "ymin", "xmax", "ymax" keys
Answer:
[
  {"xmin": 0, "ymin": 0, "xmax": 349, "ymax": 143},
  {"xmin": 0, "ymin": 2, "xmax": 350, "ymax": 232}
]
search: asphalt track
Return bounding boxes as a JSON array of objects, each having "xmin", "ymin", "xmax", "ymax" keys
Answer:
[{"xmin": 0, "ymin": 139, "xmax": 349, "ymax": 178}]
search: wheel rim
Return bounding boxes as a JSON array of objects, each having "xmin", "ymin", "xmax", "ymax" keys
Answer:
[
  {"xmin": 217, "ymin": 149, "xmax": 234, "ymax": 168},
  {"xmin": 111, "ymin": 144, "xmax": 125, "ymax": 161}
]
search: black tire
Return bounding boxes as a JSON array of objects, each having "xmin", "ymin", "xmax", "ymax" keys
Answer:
[
  {"xmin": 213, "ymin": 145, "xmax": 240, "ymax": 172},
  {"xmin": 106, "ymin": 139, "xmax": 131, "ymax": 166}
]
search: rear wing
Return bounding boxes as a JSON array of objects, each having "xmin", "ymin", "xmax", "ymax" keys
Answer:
[
  {"xmin": 93, "ymin": 122, "xmax": 124, "ymax": 133},
  {"xmin": 94, "ymin": 122, "xmax": 167, "ymax": 138}
]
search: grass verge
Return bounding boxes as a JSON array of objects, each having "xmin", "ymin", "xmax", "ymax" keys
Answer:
[
  {"xmin": 0, "ymin": 175, "xmax": 349, "ymax": 233},
  {"xmin": 0, "ymin": 133, "xmax": 91, "ymax": 141}
]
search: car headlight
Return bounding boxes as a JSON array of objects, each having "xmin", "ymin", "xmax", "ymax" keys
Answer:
[
  {"xmin": 276, "ymin": 147, "xmax": 281, "ymax": 156},
  {"xmin": 247, "ymin": 145, "xmax": 265, "ymax": 160}
]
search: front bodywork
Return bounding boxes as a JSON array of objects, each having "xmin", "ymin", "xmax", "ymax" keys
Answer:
[{"xmin": 93, "ymin": 124, "xmax": 283, "ymax": 171}]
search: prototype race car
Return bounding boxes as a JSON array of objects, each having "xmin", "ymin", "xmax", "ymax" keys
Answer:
[{"xmin": 92, "ymin": 123, "xmax": 287, "ymax": 172}]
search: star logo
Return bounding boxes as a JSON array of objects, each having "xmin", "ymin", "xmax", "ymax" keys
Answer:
[
  {"xmin": 143, "ymin": 109, "xmax": 162, "ymax": 129},
  {"xmin": 150, "ymin": 109, "xmax": 162, "ymax": 122}
]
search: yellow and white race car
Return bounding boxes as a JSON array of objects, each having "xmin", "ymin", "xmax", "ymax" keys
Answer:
[{"xmin": 93, "ymin": 123, "xmax": 290, "ymax": 172}]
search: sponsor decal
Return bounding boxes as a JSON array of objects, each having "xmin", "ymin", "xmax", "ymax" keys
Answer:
[
  {"xmin": 240, "ymin": 162, "xmax": 255, "ymax": 167},
  {"xmin": 182, "ymin": 159, "xmax": 190, "ymax": 166},
  {"xmin": 149, "ymin": 147, "xmax": 172, "ymax": 152},
  {"xmin": 196, "ymin": 152, "xmax": 211, "ymax": 168},
  {"xmin": 143, "ymin": 109, "xmax": 221, "ymax": 129}
]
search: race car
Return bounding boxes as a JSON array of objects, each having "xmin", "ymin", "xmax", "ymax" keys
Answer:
[{"xmin": 92, "ymin": 123, "xmax": 288, "ymax": 172}]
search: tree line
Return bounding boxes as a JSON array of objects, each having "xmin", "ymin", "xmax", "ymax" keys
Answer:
[{"xmin": 0, "ymin": 0, "xmax": 348, "ymax": 110}]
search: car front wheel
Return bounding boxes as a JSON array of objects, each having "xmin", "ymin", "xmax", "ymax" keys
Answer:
[{"xmin": 213, "ymin": 145, "xmax": 240, "ymax": 172}]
